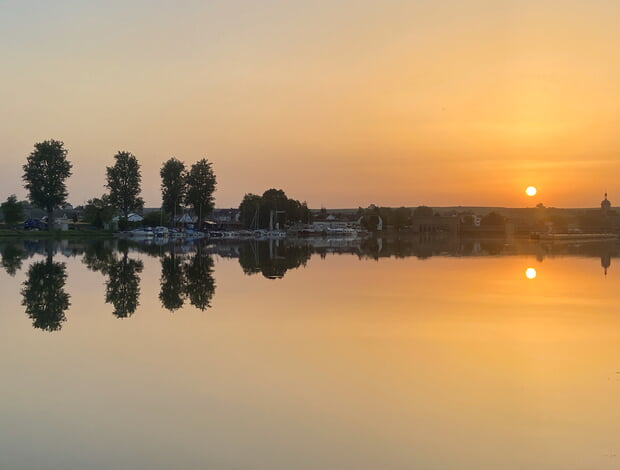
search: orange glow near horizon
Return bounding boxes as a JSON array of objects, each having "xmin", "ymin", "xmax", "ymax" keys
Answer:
[{"xmin": 1, "ymin": 2, "xmax": 619, "ymax": 208}]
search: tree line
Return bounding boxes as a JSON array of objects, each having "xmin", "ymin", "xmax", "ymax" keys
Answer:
[
  {"xmin": 3, "ymin": 139, "xmax": 216, "ymax": 230},
  {"xmin": 239, "ymin": 189, "xmax": 312, "ymax": 229}
]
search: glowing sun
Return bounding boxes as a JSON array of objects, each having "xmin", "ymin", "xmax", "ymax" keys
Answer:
[
  {"xmin": 525, "ymin": 186, "xmax": 537, "ymax": 197},
  {"xmin": 525, "ymin": 267, "xmax": 537, "ymax": 279}
]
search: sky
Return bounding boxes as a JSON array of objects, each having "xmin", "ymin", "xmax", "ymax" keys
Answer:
[{"xmin": 1, "ymin": 0, "xmax": 619, "ymax": 209}]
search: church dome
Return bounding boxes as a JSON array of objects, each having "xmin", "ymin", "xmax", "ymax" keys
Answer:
[{"xmin": 601, "ymin": 193, "xmax": 611, "ymax": 211}]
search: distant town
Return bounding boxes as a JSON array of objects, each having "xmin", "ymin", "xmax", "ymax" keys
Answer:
[
  {"xmin": 1, "ymin": 139, "xmax": 618, "ymax": 240},
  {"xmin": 2, "ymin": 193, "xmax": 618, "ymax": 241}
]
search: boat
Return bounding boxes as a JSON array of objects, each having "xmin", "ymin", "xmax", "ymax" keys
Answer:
[
  {"xmin": 184, "ymin": 228, "xmax": 206, "ymax": 239},
  {"xmin": 169, "ymin": 229, "xmax": 185, "ymax": 239},
  {"xmin": 153, "ymin": 226, "xmax": 169, "ymax": 238},
  {"xmin": 124, "ymin": 227, "xmax": 154, "ymax": 239}
]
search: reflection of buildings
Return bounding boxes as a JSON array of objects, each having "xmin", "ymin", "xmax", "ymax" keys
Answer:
[
  {"xmin": 211, "ymin": 209, "xmax": 242, "ymax": 230},
  {"xmin": 601, "ymin": 252, "xmax": 611, "ymax": 276}
]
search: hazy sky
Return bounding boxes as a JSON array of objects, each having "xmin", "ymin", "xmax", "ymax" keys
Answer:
[{"xmin": 1, "ymin": 0, "xmax": 619, "ymax": 208}]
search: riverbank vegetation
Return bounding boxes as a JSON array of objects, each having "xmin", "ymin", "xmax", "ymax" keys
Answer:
[{"xmin": 2, "ymin": 139, "xmax": 217, "ymax": 237}]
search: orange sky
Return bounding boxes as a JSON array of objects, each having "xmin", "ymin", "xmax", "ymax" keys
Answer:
[{"xmin": 1, "ymin": 1, "xmax": 619, "ymax": 208}]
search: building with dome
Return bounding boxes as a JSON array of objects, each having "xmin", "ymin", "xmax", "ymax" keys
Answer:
[{"xmin": 601, "ymin": 193, "xmax": 611, "ymax": 216}]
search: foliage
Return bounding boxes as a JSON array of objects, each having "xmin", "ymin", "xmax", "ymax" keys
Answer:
[
  {"xmin": 84, "ymin": 195, "xmax": 115, "ymax": 229},
  {"xmin": 238, "ymin": 242, "xmax": 313, "ymax": 279},
  {"xmin": 184, "ymin": 247, "xmax": 216, "ymax": 310},
  {"xmin": 481, "ymin": 211, "xmax": 506, "ymax": 227},
  {"xmin": 104, "ymin": 251, "xmax": 144, "ymax": 318},
  {"xmin": 1, "ymin": 194, "xmax": 24, "ymax": 225},
  {"xmin": 239, "ymin": 189, "xmax": 312, "ymax": 229},
  {"xmin": 82, "ymin": 242, "xmax": 144, "ymax": 318},
  {"xmin": 461, "ymin": 214, "xmax": 474, "ymax": 226},
  {"xmin": 239, "ymin": 193, "xmax": 262, "ymax": 228},
  {"xmin": 413, "ymin": 206, "xmax": 434, "ymax": 218},
  {"xmin": 22, "ymin": 140, "xmax": 73, "ymax": 230},
  {"xmin": 159, "ymin": 253, "xmax": 186, "ymax": 311},
  {"xmin": 185, "ymin": 158, "xmax": 216, "ymax": 221},
  {"xmin": 21, "ymin": 257, "xmax": 70, "ymax": 331},
  {"xmin": 1, "ymin": 244, "xmax": 25, "ymax": 276},
  {"xmin": 393, "ymin": 207, "xmax": 412, "ymax": 230},
  {"xmin": 578, "ymin": 210, "xmax": 611, "ymax": 232},
  {"xmin": 82, "ymin": 241, "xmax": 117, "ymax": 273},
  {"xmin": 160, "ymin": 158, "xmax": 187, "ymax": 224},
  {"xmin": 364, "ymin": 206, "xmax": 411, "ymax": 230},
  {"xmin": 142, "ymin": 210, "xmax": 167, "ymax": 227},
  {"xmin": 106, "ymin": 151, "xmax": 144, "ymax": 218}
]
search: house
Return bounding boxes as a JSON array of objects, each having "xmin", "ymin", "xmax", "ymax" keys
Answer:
[
  {"xmin": 112, "ymin": 213, "xmax": 144, "ymax": 222},
  {"xmin": 211, "ymin": 209, "xmax": 242, "ymax": 230}
]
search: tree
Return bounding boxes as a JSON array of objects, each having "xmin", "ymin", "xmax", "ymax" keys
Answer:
[
  {"xmin": 159, "ymin": 252, "xmax": 186, "ymax": 311},
  {"xmin": 22, "ymin": 140, "xmax": 72, "ymax": 230},
  {"xmin": 461, "ymin": 214, "xmax": 474, "ymax": 226},
  {"xmin": 104, "ymin": 251, "xmax": 144, "ymax": 318},
  {"xmin": 238, "ymin": 242, "xmax": 313, "ymax": 279},
  {"xmin": 82, "ymin": 242, "xmax": 143, "ymax": 318},
  {"xmin": 106, "ymin": 151, "xmax": 144, "ymax": 219},
  {"xmin": 160, "ymin": 158, "xmax": 187, "ymax": 226},
  {"xmin": 238, "ymin": 189, "xmax": 309, "ymax": 229},
  {"xmin": 481, "ymin": 212, "xmax": 505, "ymax": 227},
  {"xmin": 84, "ymin": 195, "xmax": 114, "ymax": 229},
  {"xmin": 184, "ymin": 247, "xmax": 216, "ymax": 310},
  {"xmin": 239, "ymin": 193, "xmax": 263, "ymax": 228},
  {"xmin": 142, "ymin": 210, "xmax": 167, "ymax": 227},
  {"xmin": 21, "ymin": 257, "xmax": 70, "ymax": 331},
  {"xmin": 1, "ymin": 195, "xmax": 24, "ymax": 225},
  {"xmin": 185, "ymin": 158, "xmax": 216, "ymax": 224},
  {"xmin": 1, "ymin": 244, "xmax": 25, "ymax": 276},
  {"xmin": 393, "ymin": 207, "xmax": 411, "ymax": 230},
  {"xmin": 413, "ymin": 206, "xmax": 434, "ymax": 218}
]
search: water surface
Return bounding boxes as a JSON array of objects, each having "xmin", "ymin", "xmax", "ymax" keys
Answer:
[{"xmin": 1, "ymin": 238, "xmax": 619, "ymax": 469}]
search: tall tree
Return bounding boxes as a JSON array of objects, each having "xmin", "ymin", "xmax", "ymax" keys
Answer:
[
  {"xmin": 1, "ymin": 194, "xmax": 24, "ymax": 225},
  {"xmin": 185, "ymin": 159, "xmax": 216, "ymax": 224},
  {"xmin": 239, "ymin": 193, "xmax": 263, "ymax": 228},
  {"xmin": 106, "ymin": 151, "xmax": 144, "ymax": 219},
  {"xmin": 160, "ymin": 158, "xmax": 186, "ymax": 226},
  {"xmin": 22, "ymin": 140, "xmax": 72, "ymax": 230}
]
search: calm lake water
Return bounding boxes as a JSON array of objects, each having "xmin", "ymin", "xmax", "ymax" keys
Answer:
[{"xmin": 1, "ymin": 237, "xmax": 619, "ymax": 470}]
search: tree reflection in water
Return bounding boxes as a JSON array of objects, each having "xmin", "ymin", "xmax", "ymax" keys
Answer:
[
  {"xmin": 1, "ymin": 243, "xmax": 26, "ymax": 276},
  {"xmin": 238, "ymin": 241, "xmax": 313, "ymax": 279},
  {"xmin": 9, "ymin": 236, "xmax": 620, "ymax": 332},
  {"xmin": 184, "ymin": 245, "xmax": 216, "ymax": 310},
  {"xmin": 83, "ymin": 241, "xmax": 144, "ymax": 318},
  {"xmin": 159, "ymin": 245, "xmax": 216, "ymax": 311},
  {"xmin": 105, "ymin": 251, "xmax": 143, "ymax": 318},
  {"xmin": 21, "ymin": 253, "xmax": 70, "ymax": 332},
  {"xmin": 159, "ymin": 251, "xmax": 185, "ymax": 311}
]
